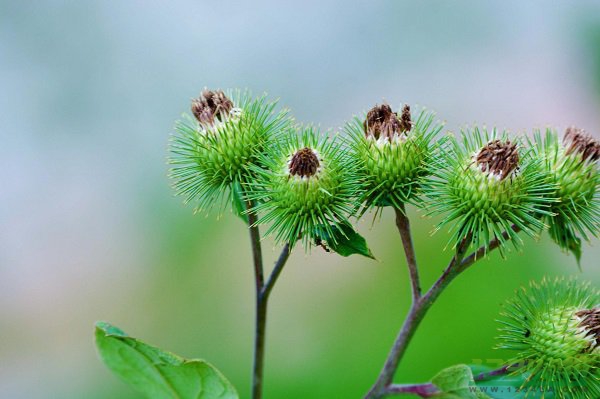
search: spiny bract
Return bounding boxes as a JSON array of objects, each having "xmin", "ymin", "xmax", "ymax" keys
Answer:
[
  {"xmin": 345, "ymin": 103, "xmax": 442, "ymax": 213},
  {"xmin": 497, "ymin": 278, "xmax": 599, "ymax": 399},
  {"xmin": 248, "ymin": 127, "xmax": 360, "ymax": 247},
  {"xmin": 531, "ymin": 128, "xmax": 600, "ymax": 263},
  {"xmin": 169, "ymin": 89, "xmax": 290, "ymax": 213},
  {"xmin": 426, "ymin": 127, "xmax": 555, "ymax": 252}
]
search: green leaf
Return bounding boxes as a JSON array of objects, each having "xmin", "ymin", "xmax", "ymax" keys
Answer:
[
  {"xmin": 95, "ymin": 322, "xmax": 238, "ymax": 399},
  {"xmin": 430, "ymin": 364, "xmax": 492, "ymax": 399},
  {"xmin": 231, "ymin": 181, "xmax": 248, "ymax": 223},
  {"xmin": 432, "ymin": 364, "xmax": 474, "ymax": 392},
  {"xmin": 313, "ymin": 222, "xmax": 375, "ymax": 259}
]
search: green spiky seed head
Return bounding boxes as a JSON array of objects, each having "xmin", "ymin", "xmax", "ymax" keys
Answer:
[
  {"xmin": 169, "ymin": 89, "xmax": 289, "ymax": 213},
  {"xmin": 427, "ymin": 128, "xmax": 555, "ymax": 252},
  {"xmin": 249, "ymin": 127, "xmax": 359, "ymax": 247},
  {"xmin": 497, "ymin": 278, "xmax": 599, "ymax": 398},
  {"xmin": 532, "ymin": 127, "xmax": 600, "ymax": 263},
  {"xmin": 345, "ymin": 103, "xmax": 442, "ymax": 212}
]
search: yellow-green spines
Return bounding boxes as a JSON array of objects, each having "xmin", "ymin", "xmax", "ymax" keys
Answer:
[
  {"xmin": 362, "ymin": 135, "xmax": 425, "ymax": 198},
  {"xmin": 427, "ymin": 127, "xmax": 555, "ymax": 252},
  {"xmin": 169, "ymin": 90, "xmax": 290, "ymax": 213},
  {"xmin": 527, "ymin": 306, "xmax": 596, "ymax": 369},
  {"xmin": 450, "ymin": 163, "xmax": 527, "ymax": 217},
  {"xmin": 497, "ymin": 278, "xmax": 599, "ymax": 399},
  {"xmin": 193, "ymin": 116, "xmax": 258, "ymax": 183},
  {"xmin": 249, "ymin": 127, "xmax": 359, "ymax": 247},
  {"xmin": 532, "ymin": 128, "xmax": 600, "ymax": 262},
  {"xmin": 345, "ymin": 104, "xmax": 441, "ymax": 212}
]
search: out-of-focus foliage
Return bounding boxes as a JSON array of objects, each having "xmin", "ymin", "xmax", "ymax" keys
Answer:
[{"xmin": 96, "ymin": 322, "xmax": 238, "ymax": 399}]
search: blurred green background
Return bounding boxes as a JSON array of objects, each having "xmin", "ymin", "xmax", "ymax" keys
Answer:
[{"xmin": 1, "ymin": 1, "xmax": 599, "ymax": 398}]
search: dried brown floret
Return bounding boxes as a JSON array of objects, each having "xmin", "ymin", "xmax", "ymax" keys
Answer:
[
  {"xmin": 576, "ymin": 308, "xmax": 600, "ymax": 347},
  {"xmin": 191, "ymin": 89, "xmax": 234, "ymax": 126},
  {"xmin": 475, "ymin": 140, "xmax": 519, "ymax": 180},
  {"xmin": 398, "ymin": 104, "xmax": 412, "ymax": 133},
  {"xmin": 289, "ymin": 147, "xmax": 320, "ymax": 178},
  {"xmin": 363, "ymin": 104, "xmax": 411, "ymax": 140},
  {"xmin": 564, "ymin": 127, "xmax": 600, "ymax": 163}
]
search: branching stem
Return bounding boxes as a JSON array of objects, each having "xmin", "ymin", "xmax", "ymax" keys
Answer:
[
  {"xmin": 246, "ymin": 200, "xmax": 292, "ymax": 399},
  {"xmin": 262, "ymin": 243, "xmax": 291, "ymax": 300},
  {"xmin": 365, "ymin": 209, "xmax": 519, "ymax": 399},
  {"xmin": 382, "ymin": 364, "xmax": 516, "ymax": 397}
]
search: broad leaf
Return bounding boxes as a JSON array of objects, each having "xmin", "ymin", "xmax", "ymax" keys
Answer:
[
  {"xmin": 95, "ymin": 322, "xmax": 238, "ymax": 399},
  {"xmin": 313, "ymin": 222, "xmax": 375, "ymax": 259},
  {"xmin": 431, "ymin": 364, "xmax": 491, "ymax": 399}
]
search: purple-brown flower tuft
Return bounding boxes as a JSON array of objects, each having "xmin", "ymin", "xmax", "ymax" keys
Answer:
[
  {"xmin": 576, "ymin": 308, "xmax": 600, "ymax": 348},
  {"xmin": 363, "ymin": 104, "xmax": 411, "ymax": 140},
  {"xmin": 191, "ymin": 90, "xmax": 234, "ymax": 127},
  {"xmin": 475, "ymin": 140, "xmax": 519, "ymax": 180},
  {"xmin": 564, "ymin": 127, "xmax": 600, "ymax": 163},
  {"xmin": 288, "ymin": 147, "xmax": 320, "ymax": 178}
]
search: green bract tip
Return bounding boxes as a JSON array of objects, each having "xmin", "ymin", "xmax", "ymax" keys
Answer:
[
  {"xmin": 426, "ymin": 127, "xmax": 555, "ymax": 253},
  {"xmin": 531, "ymin": 128, "xmax": 600, "ymax": 264},
  {"xmin": 248, "ymin": 127, "xmax": 360, "ymax": 248},
  {"xmin": 345, "ymin": 103, "xmax": 442, "ymax": 213},
  {"xmin": 169, "ymin": 89, "xmax": 290, "ymax": 214},
  {"xmin": 497, "ymin": 278, "xmax": 599, "ymax": 399}
]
